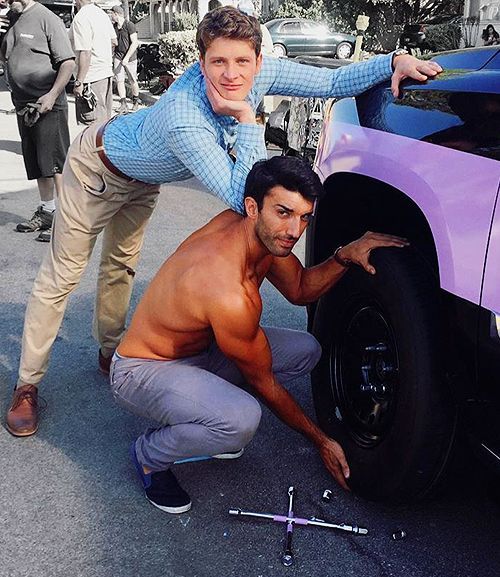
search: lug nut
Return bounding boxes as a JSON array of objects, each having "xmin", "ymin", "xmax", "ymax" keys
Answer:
[{"xmin": 365, "ymin": 344, "xmax": 387, "ymax": 352}]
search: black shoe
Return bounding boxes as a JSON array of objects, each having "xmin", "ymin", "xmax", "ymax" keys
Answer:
[
  {"xmin": 35, "ymin": 228, "xmax": 51, "ymax": 243},
  {"xmin": 16, "ymin": 206, "xmax": 53, "ymax": 233},
  {"xmin": 130, "ymin": 442, "xmax": 192, "ymax": 514}
]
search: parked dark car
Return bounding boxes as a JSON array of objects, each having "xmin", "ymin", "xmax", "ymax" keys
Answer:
[
  {"xmin": 264, "ymin": 18, "xmax": 355, "ymax": 59},
  {"xmin": 306, "ymin": 47, "xmax": 500, "ymax": 502}
]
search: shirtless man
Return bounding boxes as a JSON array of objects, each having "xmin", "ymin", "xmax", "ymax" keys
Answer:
[{"xmin": 111, "ymin": 156, "xmax": 409, "ymax": 514}]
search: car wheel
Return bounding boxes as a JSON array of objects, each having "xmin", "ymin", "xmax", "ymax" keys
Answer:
[
  {"xmin": 335, "ymin": 41, "xmax": 353, "ymax": 59},
  {"xmin": 273, "ymin": 43, "xmax": 287, "ymax": 58},
  {"xmin": 311, "ymin": 247, "xmax": 457, "ymax": 502}
]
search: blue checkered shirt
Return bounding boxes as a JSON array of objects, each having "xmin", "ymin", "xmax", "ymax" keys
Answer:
[{"xmin": 104, "ymin": 54, "xmax": 393, "ymax": 214}]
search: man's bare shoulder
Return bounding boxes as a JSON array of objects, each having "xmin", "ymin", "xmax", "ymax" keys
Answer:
[
  {"xmin": 173, "ymin": 210, "xmax": 246, "ymax": 271},
  {"xmin": 153, "ymin": 209, "xmax": 250, "ymax": 300},
  {"xmin": 178, "ymin": 209, "xmax": 241, "ymax": 248}
]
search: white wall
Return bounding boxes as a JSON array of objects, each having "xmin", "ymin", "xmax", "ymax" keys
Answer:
[{"xmin": 464, "ymin": 0, "xmax": 500, "ymax": 46}]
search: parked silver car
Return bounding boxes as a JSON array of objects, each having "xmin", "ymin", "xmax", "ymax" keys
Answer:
[{"xmin": 264, "ymin": 18, "xmax": 355, "ymax": 59}]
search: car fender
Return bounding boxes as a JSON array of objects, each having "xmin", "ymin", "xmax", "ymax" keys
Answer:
[{"xmin": 315, "ymin": 99, "xmax": 500, "ymax": 308}]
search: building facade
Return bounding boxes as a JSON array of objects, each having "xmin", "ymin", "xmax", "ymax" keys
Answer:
[{"xmin": 464, "ymin": 0, "xmax": 500, "ymax": 45}]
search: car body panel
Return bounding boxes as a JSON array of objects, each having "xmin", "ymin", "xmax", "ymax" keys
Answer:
[
  {"xmin": 314, "ymin": 48, "xmax": 500, "ymax": 309},
  {"xmin": 481, "ymin": 183, "xmax": 500, "ymax": 315},
  {"xmin": 265, "ymin": 18, "xmax": 355, "ymax": 58},
  {"xmin": 315, "ymin": 112, "xmax": 500, "ymax": 308}
]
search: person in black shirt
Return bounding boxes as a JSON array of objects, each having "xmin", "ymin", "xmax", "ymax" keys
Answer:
[
  {"xmin": 110, "ymin": 4, "xmax": 140, "ymax": 113},
  {"xmin": 0, "ymin": 0, "xmax": 74, "ymax": 243}
]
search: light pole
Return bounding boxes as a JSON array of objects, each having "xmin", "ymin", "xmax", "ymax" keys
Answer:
[{"xmin": 353, "ymin": 14, "xmax": 370, "ymax": 62}]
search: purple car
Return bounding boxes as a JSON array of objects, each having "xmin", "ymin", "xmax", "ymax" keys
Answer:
[{"xmin": 306, "ymin": 47, "xmax": 500, "ymax": 502}]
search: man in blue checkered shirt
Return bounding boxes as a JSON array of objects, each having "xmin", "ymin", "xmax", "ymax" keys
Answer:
[{"xmin": 7, "ymin": 6, "xmax": 442, "ymax": 437}]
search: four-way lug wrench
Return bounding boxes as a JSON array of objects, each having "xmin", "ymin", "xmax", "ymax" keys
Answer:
[
  {"xmin": 229, "ymin": 486, "xmax": 368, "ymax": 566},
  {"xmin": 282, "ymin": 486, "xmax": 295, "ymax": 566}
]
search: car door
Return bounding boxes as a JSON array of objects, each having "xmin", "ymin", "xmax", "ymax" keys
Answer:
[
  {"xmin": 302, "ymin": 22, "xmax": 335, "ymax": 56},
  {"xmin": 279, "ymin": 20, "xmax": 303, "ymax": 56}
]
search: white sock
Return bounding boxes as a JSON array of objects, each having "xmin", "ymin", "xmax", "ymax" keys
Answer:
[{"xmin": 41, "ymin": 199, "xmax": 56, "ymax": 213}]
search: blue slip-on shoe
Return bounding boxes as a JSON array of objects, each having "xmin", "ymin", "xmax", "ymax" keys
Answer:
[{"xmin": 129, "ymin": 441, "xmax": 192, "ymax": 514}]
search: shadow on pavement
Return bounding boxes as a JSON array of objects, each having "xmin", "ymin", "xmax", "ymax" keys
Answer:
[
  {"xmin": 0, "ymin": 210, "xmax": 27, "ymax": 226},
  {"xmin": 0, "ymin": 138, "xmax": 22, "ymax": 155},
  {"xmin": 0, "ymin": 287, "xmax": 322, "ymax": 577}
]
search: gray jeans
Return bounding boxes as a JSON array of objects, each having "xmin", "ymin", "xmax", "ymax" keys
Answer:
[{"xmin": 110, "ymin": 327, "xmax": 321, "ymax": 472}]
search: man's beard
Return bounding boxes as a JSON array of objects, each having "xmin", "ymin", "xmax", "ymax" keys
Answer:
[{"xmin": 255, "ymin": 220, "xmax": 297, "ymax": 258}]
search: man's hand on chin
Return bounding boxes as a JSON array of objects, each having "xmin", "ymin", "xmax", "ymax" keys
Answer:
[
  {"xmin": 391, "ymin": 53, "xmax": 443, "ymax": 98},
  {"xmin": 205, "ymin": 77, "xmax": 255, "ymax": 124}
]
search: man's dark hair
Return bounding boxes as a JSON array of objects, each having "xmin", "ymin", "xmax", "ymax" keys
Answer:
[
  {"xmin": 196, "ymin": 6, "xmax": 262, "ymax": 57},
  {"xmin": 244, "ymin": 156, "xmax": 324, "ymax": 212}
]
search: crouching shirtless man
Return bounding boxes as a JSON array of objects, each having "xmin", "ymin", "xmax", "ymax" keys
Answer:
[{"xmin": 112, "ymin": 156, "xmax": 408, "ymax": 513}]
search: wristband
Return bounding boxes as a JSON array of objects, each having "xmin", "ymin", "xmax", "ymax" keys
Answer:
[{"xmin": 333, "ymin": 246, "xmax": 351, "ymax": 268}]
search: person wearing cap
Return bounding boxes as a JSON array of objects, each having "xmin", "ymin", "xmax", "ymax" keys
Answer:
[
  {"xmin": 6, "ymin": 6, "xmax": 442, "ymax": 438},
  {"xmin": 110, "ymin": 4, "xmax": 140, "ymax": 114}
]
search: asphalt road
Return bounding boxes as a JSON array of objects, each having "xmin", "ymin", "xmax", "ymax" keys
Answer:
[{"xmin": 0, "ymin": 78, "xmax": 499, "ymax": 577}]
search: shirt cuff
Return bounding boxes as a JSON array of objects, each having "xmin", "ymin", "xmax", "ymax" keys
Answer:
[
  {"xmin": 383, "ymin": 53, "xmax": 396, "ymax": 75},
  {"xmin": 235, "ymin": 122, "xmax": 265, "ymax": 147}
]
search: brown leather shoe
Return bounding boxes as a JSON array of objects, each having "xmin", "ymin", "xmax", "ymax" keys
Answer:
[
  {"xmin": 6, "ymin": 384, "xmax": 39, "ymax": 437},
  {"xmin": 98, "ymin": 349, "xmax": 113, "ymax": 375}
]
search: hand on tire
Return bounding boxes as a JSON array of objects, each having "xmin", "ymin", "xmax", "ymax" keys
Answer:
[
  {"xmin": 340, "ymin": 231, "xmax": 409, "ymax": 275},
  {"xmin": 318, "ymin": 437, "xmax": 351, "ymax": 491}
]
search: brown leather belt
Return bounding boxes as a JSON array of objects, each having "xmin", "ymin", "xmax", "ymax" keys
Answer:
[{"xmin": 96, "ymin": 119, "xmax": 135, "ymax": 182}]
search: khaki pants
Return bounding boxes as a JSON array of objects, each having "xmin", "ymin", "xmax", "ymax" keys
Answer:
[
  {"xmin": 91, "ymin": 77, "xmax": 113, "ymax": 121},
  {"xmin": 18, "ymin": 122, "xmax": 160, "ymax": 386}
]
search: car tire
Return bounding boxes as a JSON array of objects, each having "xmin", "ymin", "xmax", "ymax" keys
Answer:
[
  {"xmin": 335, "ymin": 41, "xmax": 353, "ymax": 59},
  {"xmin": 273, "ymin": 43, "xmax": 287, "ymax": 58},
  {"xmin": 311, "ymin": 247, "xmax": 457, "ymax": 502}
]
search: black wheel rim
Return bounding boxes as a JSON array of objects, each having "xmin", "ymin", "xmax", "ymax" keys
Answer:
[{"xmin": 330, "ymin": 300, "xmax": 399, "ymax": 448}]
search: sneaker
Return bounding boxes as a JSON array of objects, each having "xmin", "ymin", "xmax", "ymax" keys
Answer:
[
  {"xmin": 16, "ymin": 206, "xmax": 53, "ymax": 233},
  {"xmin": 115, "ymin": 101, "xmax": 129, "ymax": 114},
  {"xmin": 130, "ymin": 441, "xmax": 192, "ymax": 514},
  {"xmin": 35, "ymin": 228, "xmax": 51, "ymax": 243}
]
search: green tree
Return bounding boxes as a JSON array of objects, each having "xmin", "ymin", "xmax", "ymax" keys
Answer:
[{"xmin": 272, "ymin": 0, "xmax": 465, "ymax": 51}]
